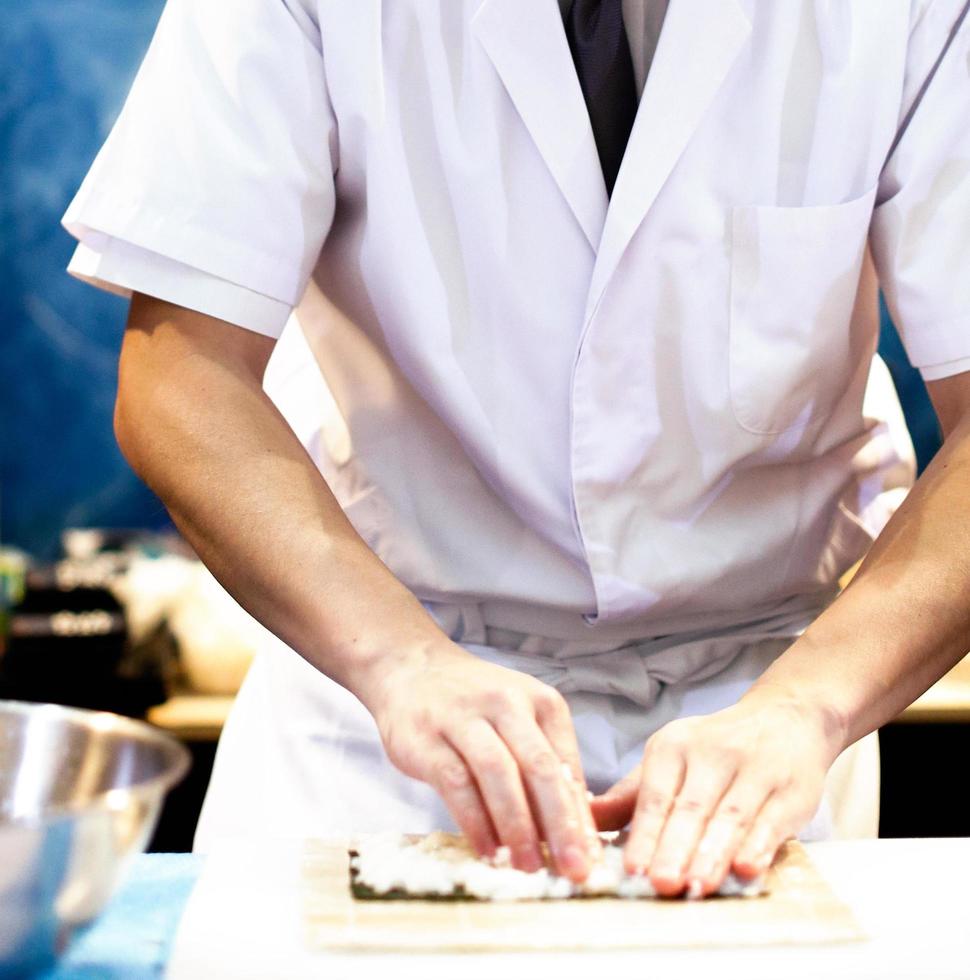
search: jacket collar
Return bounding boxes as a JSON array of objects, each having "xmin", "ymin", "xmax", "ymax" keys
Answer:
[
  {"xmin": 473, "ymin": 0, "xmax": 607, "ymax": 250},
  {"xmin": 474, "ymin": 0, "xmax": 751, "ymax": 298},
  {"xmin": 589, "ymin": 0, "xmax": 752, "ymax": 310}
]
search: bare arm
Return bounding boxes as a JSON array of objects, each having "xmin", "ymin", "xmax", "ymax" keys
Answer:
[
  {"xmin": 594, "ymin": 371, "xmax": 970, "ymax": 895},
  {"xmin": 116, "ymin": 293, "xmax": 442, "ymax": 696},
  {"xmin": 116, "ymin": 293, "xmax": 597, "ymax": 876},
  {"xmin": 749, "ymin": 371, "xmax": 970, "ymax": 745}
]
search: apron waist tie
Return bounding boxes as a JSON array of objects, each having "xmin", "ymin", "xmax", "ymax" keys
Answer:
[
  {"xmin": 425, "ymin": 596, "xmax": 834, "ymax": 711},
  {"xmin": 465, "ymin": 634, "xmax": 789, "ymax": 711}
]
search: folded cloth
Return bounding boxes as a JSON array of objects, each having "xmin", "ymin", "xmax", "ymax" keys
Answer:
[{"xmin": 42, "ymin": 853, "xmax": 202, "ymax": 980}]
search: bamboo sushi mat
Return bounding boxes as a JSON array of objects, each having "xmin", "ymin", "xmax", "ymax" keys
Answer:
[{"xmin": 302, "ymin": 839, "xmax": 865, "ymax": 952}]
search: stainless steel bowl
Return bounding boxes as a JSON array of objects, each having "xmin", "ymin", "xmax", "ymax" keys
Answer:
[{"xmin": 0, "ymin": 700, "xmax": 190, "ymax": 974}]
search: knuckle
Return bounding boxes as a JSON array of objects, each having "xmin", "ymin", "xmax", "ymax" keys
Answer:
[
  {"xmin": 410, "ymin": 707, "xmax": 437, "ymax": 736},
  {"xmin": 484, "ymin": 687, "xmax": 519, "ymax": 717},
  {"xmin": 777, "ymin": 774, "xmax": 798, "ymax": 794},
  {"xmin": 382, "ymin": 730, "xmax": 417, "ymax": 774},
  {"xmin": 533, "ymin": 685, "xmax": 568, "ymax": 718},
  {"xmin": 454, "ymin": 802, "xmax": 486, "ymax": 828},
  {"xmin": 473, "ymin": 749, "xmax": 507, "ymax": 778},
  {"xmin": 522, "ymin": 749, "xmax": 559, "ymax": 781},
  {"xmin": 762, "ymin": 760, "xmax": 794, "ymax": 787},
  {"xmin": 672, "ymin": 796, "xmax": 707, "ymax": 816},
  {"xmin": 433, "ymin": 760, "xmax": 473, "ymax": 791},
  {"xmin": 502, "ymin": 820, "xmax": 536, "ymax": 848},
  {"xmin": 717, "ymin": 801, "xmax": 749, "ymax": 825},
  {"xmin": 717, "ymin": 744, "xmax": 745, "ymax": 768},
  {"xmin": 636, "ymin": 789, "xmax": 673, "ymax": 817},
  {"xmin": 652, "ymin": 724, "xmax": 690, "ymax": 755},
  {"xmin": 387, "ymin": 748, "xmax": 417, "ymax": 777}
]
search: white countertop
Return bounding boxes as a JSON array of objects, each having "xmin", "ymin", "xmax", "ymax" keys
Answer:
[{"xmin": 167, "ymin": 837, "xmax": 970, "ymax": 979}]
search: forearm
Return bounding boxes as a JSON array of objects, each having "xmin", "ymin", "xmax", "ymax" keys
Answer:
[
  {"xmin": 598, "ymin": 424, "xmax": 970, "ymax": 893},
  {"xmin": 115, "ymin": 295, "xmax": 448, "ymax": 706},
  {"xmin": 745, "ymin": 412, "xmax": 970, "ymax": 752},
  {"xmin": 116, "ymin": 295, "xmax": 599, "ymax": 876}
]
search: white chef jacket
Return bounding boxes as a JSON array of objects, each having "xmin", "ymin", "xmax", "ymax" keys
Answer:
[
  {"xmin": 63, "ymin": 0, "xmax": 968, "ymax": 637},
  {"xmin": 61, "ymin": 1, "xmax": 968, "ymax": 844}
]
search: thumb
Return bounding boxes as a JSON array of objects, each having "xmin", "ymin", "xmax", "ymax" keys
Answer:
[{"xmin": 589, "ymin": 766, "xmax": 641, "ymax": 831}]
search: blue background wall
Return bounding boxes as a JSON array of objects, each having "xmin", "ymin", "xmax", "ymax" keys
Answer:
[
  {"xmin": 0, "ymin": 2, "xmax": 943, "ymax": 560},
  {"xmin": 1, "ymin": 0, "xmax": 171, "ymax": 559}
]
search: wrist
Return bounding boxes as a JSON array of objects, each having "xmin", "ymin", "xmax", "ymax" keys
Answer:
[
  {"xmin": 311, "ymin": 592, "xmax": 463, "ymax": 717},
  {"xmin": 345, "ymin": 635, "xmax": 434, "ymax": 716},
  {"xmin": 739, "ymin": 678, "xmax": 849, "ymax": 764}
]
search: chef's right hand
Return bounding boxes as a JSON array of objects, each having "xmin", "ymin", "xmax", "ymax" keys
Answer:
[{"xmin": 359, "ymin": 642, "xmax": 598, "ymax": 881}]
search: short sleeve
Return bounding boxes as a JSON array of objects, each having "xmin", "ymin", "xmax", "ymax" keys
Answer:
[
  {"xmin": 67, "ymin": 238, "xmax": 292, "ymax": 339},
  {"xmin": 870, "ymin": 0, "xmax": 970, "ymax": 377},
  {"xmin": 61, "ymin": 0, "xmax": 337, "ymax": 321}
]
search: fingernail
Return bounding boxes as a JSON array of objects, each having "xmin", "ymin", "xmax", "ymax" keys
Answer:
[
  {"xmin": 735, "ymin": 858, "xmax": 757, "ymax": 877},
  {"xmin": 625, "ymin": 848, "xmax": 654, "ymax": 876}
]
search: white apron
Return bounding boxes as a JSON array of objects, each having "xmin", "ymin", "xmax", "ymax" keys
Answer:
[
  {"xmin": 190, "ymin": 314, "xmax": 904, "ymax": 853},
  {"xmin": 193, "ymin": 596, "xmax": 879, "ymax": 851},
  {"xmin": 57, "ymin": 0, "xmax": 965, "ymax": 852}
]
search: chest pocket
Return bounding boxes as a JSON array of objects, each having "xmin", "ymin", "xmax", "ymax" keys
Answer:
[{"xmin": 728, "ymin": 185, "xmax": 878, "ymax": 435}]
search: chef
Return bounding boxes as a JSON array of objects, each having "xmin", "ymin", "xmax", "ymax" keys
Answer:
[{"xmin": 63, "ymin": 0, "xmax": 970, "ymax": 896}]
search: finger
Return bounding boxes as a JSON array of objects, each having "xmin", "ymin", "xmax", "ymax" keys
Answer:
[
  {"xmin": 733, "ymin": 793, "xmax": 794, "ymax": 879},
  {"xmin": 533, "ymin": 687, "xmax": 583, "ymax": 782},
  {"xmin": 533, "ymin": 688, "xmax": 603, "ymax": 863},
  {"xmin": 447, "ymin": 720, "xmax": 545, "ymax": 872},
  {"xmin": 684, "ymin": 774, "xmax": 773, "ymax": 897},
  {"xmin": 495, "ymin": 711, "xmax": 591, "ymax": 880},
  {"xmin": 589, "ymin": 766, "xmax": 641, "ymax": 831},
  {"xmin": 426, "ymin": 741, "xmax": 499, "ymax": 859},
  {"xmin": 648, "ymin": 758, "xmax": 737, "ymax": 896},
  {"xmin": 623, "ymin": 747, "xmax": 686, "ymax": 877}
]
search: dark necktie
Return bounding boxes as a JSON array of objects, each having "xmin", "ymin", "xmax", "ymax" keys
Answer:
[{"xmin": 565, "ymin": 0, "xmax": 639, "ymax": 196}]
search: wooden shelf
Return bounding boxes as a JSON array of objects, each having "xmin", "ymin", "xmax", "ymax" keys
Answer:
[
  {"xmin": 147, "ymin": 693, "xmax": 234, "ymax": 741},
  {"xmin": 892, "ymin": 655, "xmax": 970, "ymax": 724}
]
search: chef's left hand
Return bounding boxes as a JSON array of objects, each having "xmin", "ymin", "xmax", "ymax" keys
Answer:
[{"xmin": 589, "ymin": 693, "xmax": 845, "ymax": 896}]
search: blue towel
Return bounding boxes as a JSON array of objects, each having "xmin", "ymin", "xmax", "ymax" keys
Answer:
[{"xmin": 41, "ymin": 854, "xmax": 202, "ymax": 980}]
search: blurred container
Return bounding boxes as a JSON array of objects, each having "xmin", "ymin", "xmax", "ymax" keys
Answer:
[
  {"xmin": 114, "ymin": 555, "xmax": 263, "ymax": 695},
  {"xmin": 0, "ymin": 548, "xmax": 28, "ymax": 654},
  {"xmin": 0, "ymin": 558, "xmax": 168, "ymax": 717},
  {"xmin": 0, "ymin": 700, "xmax": 190, "ymax": 975}
]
